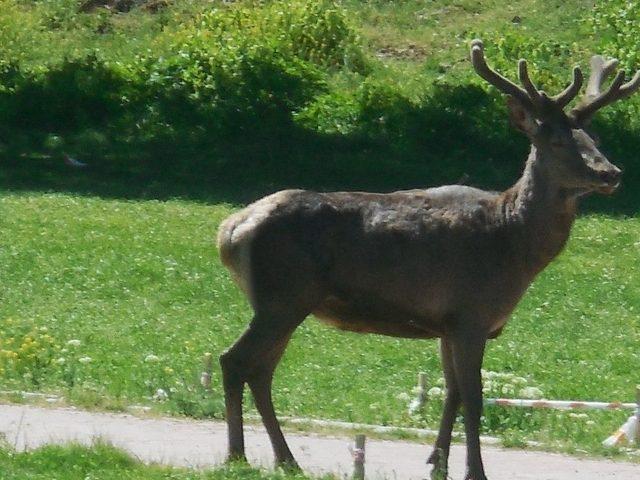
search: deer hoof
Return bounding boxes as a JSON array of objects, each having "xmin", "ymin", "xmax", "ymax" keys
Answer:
[
  {"xmin": 427, "ymin": 448, "xmax": 448, "ymax": 480},
  {"xmin": 464, "ymin": 474, "xmax": 488, "ymax": 480},
  {"xmin": 225, "ymin": 453, "xmax": 248, "ymax": 465},
  {"xmin": 430, "ymin": 467, "xmax": 448, "ymax": 480},
  {"xmin": 276, "ymin": 459, "xmax": 301, "ymax": 473}
]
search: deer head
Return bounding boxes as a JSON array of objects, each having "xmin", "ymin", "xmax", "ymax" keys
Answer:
[{"xmin": 471, "ymin": 39, "xmax": 640, "ymax": 195}]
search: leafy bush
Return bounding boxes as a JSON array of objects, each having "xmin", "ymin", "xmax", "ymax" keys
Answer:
[
  {"xmin": 142, "ymin": 0, "xmax": 365, "ymax": 135},
  {"xmin": 0, "ymin": 55, "xmax": 136, "ymax": 133},
  {"xmin": 145, "ymin": 35, "xmax": 326, "ymax": 136}
]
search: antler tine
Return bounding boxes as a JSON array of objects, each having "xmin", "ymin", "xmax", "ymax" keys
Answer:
[
  {"xmin": 571, "ymin": 55, "xmax": 640, "ymax": 124},
  {"xmin": 619, "ymin": 69, "xmax": 640, "ymax": 97},
  {"xmin": 470, "ymin": 39, "xmax": 534, "ymax": 110},
  {"xmin": 553, "ymin": 66, "xmax": 584, "ymax": 108},
  {"xmin": 572, "ymin": 68, "xmax": 629, "ymax": 124},
  {"xmin": 518, "ymin": 60, "xmax": 542, "ymax": 102},
  {"xmin": 585, "ymin": 55, "xmax": 619, "ymax": 98}
]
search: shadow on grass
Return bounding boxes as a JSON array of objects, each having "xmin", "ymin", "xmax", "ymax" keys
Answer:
[{"xmin": 1, "ymin": 84, "xmax": 639, "ymax": 215}]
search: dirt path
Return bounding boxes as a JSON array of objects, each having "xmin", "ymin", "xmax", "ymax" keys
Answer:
[{"xmin": 0, "ymin": 403, "xmax": 637, "ymax": 479}]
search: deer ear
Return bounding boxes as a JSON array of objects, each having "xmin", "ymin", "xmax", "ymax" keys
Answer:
[{"xmin": 506, "ymin": 96, "xmax": 539, "ymax": 137}]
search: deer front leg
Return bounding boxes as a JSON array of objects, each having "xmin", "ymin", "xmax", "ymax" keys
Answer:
[
  {"xmin": 428, "ymin": 338, "xmax": 460, "ymax": 480},
  {"xmin": 450, "ymin": 333, "xmax": 488, "ymax": 480}
]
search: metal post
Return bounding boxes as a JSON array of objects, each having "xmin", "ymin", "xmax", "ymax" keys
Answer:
[
  {"xmin": 353, "ymin": 434, "xmax": 366, "ymax": 479},
  {"xmin": 200, "ymin": 352, "xmax": 213, "ymax": 390}
]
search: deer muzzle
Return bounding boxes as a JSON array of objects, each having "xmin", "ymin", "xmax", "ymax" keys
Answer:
[{"xmin": 594, "ymin": 165, "xmax": 622, "ymax": 194}]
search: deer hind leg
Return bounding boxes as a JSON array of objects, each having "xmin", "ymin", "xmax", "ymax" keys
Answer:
[
  {"xmin": 450, "ymin": 333, "xmax": 488, "ymax": 480},
  {"xmin": 247, "ymin": 326, "xmax": 298, "ymax": 468},
  {"xmin": 221, "ymin": 224, "xmax": 323, "ymax": 467},
  {"xmin": 220, "ymin": 325, "xmax": 252, "ymax": 463},
  {"xmin": 428, "ymin": 338, "xmax": 461, "ymax": 480},
  {"xmin": 220, "ymin": 313, "xmax": 303, "ymax": 467}
]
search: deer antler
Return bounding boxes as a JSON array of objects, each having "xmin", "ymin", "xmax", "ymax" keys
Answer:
[
  {"xmin": 470, "ymin": 40, "xmax": 535, "ymax": 111},
  {"xmin": 470, "ymin": 39, "xmax": 584, "ymax": 114},
  {"xmin": 553, "ymin": 66, "xmax": 584, "ymax": 108},
  {"xmin": 570, "ymin": 55, "xmax": 640, "ymax": 125}
]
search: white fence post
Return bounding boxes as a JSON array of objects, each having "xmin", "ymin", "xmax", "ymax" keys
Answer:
[
  {"xmin": 200, "ymin": 352, "xmax": 213, "ymax": 390},
  {"xmin": 408, "ymin": 372, "xmax": 427, "ymax": 414}
]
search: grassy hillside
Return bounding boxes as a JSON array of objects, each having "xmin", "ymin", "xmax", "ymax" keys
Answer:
[{"xmin": 2, "ymin": 1, "xmax": 640, "ymax": 211}]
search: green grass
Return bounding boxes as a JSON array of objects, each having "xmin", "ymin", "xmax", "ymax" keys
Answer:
[
  {"xmin": 0, "ymin": 442, "xmax": 321, "ymax": 480},
  {"xmin": 1, "ymin": 191, "xmax": 639, "ymax": 458},
  {"xmin": 342, "ymin": 0, "xmax": 594, "ymax": 70}
]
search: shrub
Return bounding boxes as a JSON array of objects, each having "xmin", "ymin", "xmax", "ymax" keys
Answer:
[
  {"xmin": 141, "ymin": 0, "xmax": 365, "ymax": 136},
  {"xmin": 144, "ymin": 38, "xmax": 326, "ymax": 136},
  {"xmin": 0, "ymin": 55, "xmax": 136, "ymax": 133}
]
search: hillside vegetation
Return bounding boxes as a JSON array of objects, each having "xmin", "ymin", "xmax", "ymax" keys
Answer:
[{"xmin": 1, "ymin": 0, "xmax": 640, "ymax": 210}]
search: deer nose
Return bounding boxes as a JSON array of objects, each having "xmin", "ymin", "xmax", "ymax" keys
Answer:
[{"xmin": 597, "ymin": 167, "xmax": 622, "ymax": 185}]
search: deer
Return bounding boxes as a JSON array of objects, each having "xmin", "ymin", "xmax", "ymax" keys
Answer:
[{"xmin": 216, "ymin": 40, "xmax": 640, "ymax": 480}]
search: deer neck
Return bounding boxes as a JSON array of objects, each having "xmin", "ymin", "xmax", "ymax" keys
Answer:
[{"xmin": 506, "ymin": 146, "xmax": 578, "ymax": 270}]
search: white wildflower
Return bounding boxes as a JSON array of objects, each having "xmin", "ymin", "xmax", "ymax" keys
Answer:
[
  {"xmin": 501, "ymin": 384, "xmax": 515, "ymax": 396},
  {"xmin": 427, "ymin": 387, "xmax": 444, "ymax": 399},
  {"xmin": 78, "ymin": 356, "xmax": 92, "ymax": 364},
  {"xmin": 396, "ymin": 392, "xmax": 411, "ymax": 402},
  {"xmin": 153, "ymin": 388, "xmax": 168, "ymax": 401},
  {"xmin": 519, "ymin": 387, "xmax": 543, "ymax": 399},
  {"xmin": 144, "ymin": 354, "xmax": 160, "ymax": 363},
  {"xmin": 569, "ymin": 412, "xmax": 589, "ymax": 420},
  {"xmin": 55, "ymin": 357, "xmax": 66, "ymax": 365},
  {"xmin": 67, "ymin": 339, "xmax": 81, "ymax": 347}
]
